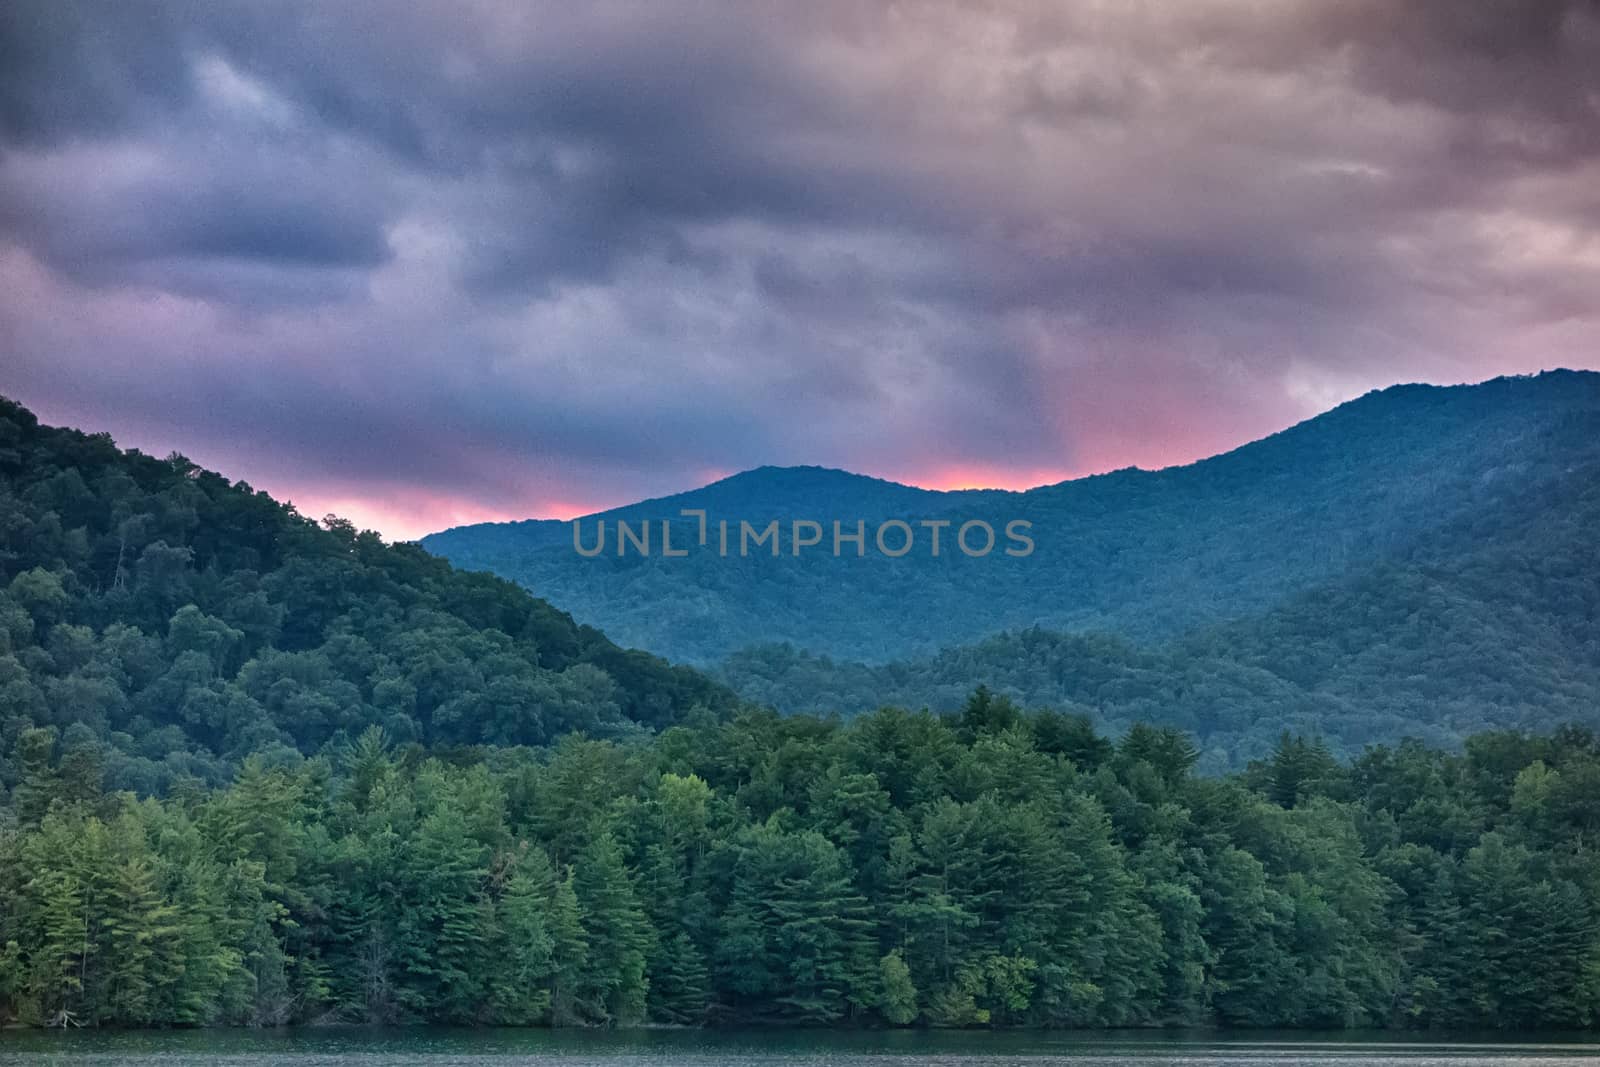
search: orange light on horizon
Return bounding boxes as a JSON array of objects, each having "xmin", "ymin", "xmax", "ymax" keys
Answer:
[
  {"xmin": 298, "ymin": 489, "xmax": 617, "ymax": 543},
  {"xmin": 900, "ymin": 462, "xmax": 1081, "ymax": 493}
]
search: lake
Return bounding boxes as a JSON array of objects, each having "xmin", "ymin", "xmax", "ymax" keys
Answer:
[{"xmin": 1, "ymin": 1030, "xmax": 1598, "ymax": 1066}]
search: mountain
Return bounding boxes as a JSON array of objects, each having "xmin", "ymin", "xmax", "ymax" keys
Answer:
[
  {"xmin": 0, "ymin": 396, "xmax": 734, "ymax": 793},
  {"xmin": 6, "ymin": 399, "xmax": 1600, "ymax": 1033},
  {"xmin": 427, "ymin": 464, "xmax": 1006, "ymax": 553},
  {"xmin": 423, "ymin": 370, "xmax": 1600, "ymax": 666},
  {"xmin": 721, "ymin": 462, "xmax": 1600, "ymax": 770}
]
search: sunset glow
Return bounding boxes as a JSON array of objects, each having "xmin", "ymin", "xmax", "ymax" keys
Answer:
[{"xmin": 3, "ymin": 1, "xmax": 1597, "ymax": 541}]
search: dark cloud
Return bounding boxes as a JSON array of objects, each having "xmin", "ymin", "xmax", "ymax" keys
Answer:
[
  {"xmin": 0, "ymin": 2, "xmax": 194, "ymax": 145},
  {"xmin": 0, "ymin": 146, "xmax": 393, "ymax": 289},
  {"xmin": 1319, "ymin": 0, "xmax": 1600, "ymax": 160},
  {"xmin": 1, "ymin": 0, "xmax": 1598, "ymax": 539}
]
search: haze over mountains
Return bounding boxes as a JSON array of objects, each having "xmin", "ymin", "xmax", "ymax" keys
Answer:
[
  {"xmin": 426, "ymin": 371, "xmax": 1600, "ymax": 766},
  {"xmin": 425, "ymin": 371, "xmax": 1599, "ymax": 659}
]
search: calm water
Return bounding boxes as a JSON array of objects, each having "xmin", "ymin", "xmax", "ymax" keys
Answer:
[{"xmin": 0, "ymin": 1029, "xmax": 1597, "ymax": 1066}]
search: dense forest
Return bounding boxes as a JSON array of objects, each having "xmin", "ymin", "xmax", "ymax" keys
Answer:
[
  {"xmin": 425, "ymin": 371, "xmax": 1600, "ymax": 664},
  {"xmin": 722, "ymin": 459, "xmax": 1600, "ymax": 770},
  {"xmin": 4, "ymin": 394, "xmax": 1599, "ymax": 1032},
  {"xmin": 427, "ymin": 375, "xmax": 1600, "ymax": 768},
  {"xmin": 3, "ymin": 699, "xmax": 1599, "ymax": 1029},
  {"xmin": 0, "ymin": 395, "xmax": 733, "ymax": 794}
]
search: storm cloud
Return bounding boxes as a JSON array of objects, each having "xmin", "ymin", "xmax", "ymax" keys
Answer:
[{"xmin": 2, "ymin": 0, "xmax": 1598, "ymax": 538}]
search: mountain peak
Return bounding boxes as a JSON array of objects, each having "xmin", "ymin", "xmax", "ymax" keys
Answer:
[{"xmin": 425, "ymin": 370, "xmax": 1600, "ymax": 665}]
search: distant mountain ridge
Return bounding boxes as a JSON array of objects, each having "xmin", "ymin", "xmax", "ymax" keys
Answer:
[
  {"xmin": 428, "ymin": 464, "xmax": 1010, "ymax": 551},
  {"xmin": 423, "ymin": 370, "xmax": 1600, "ymax": 666},
  {"xmin": 721, "ymin": 448, "xmax": 1600, "ymax": 768}
]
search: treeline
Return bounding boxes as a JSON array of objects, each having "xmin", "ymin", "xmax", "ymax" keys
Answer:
[
  {"xmin": 4, "ymin": 695, "xmax": 1599, "ymax": 1029},
  {"xmin": 0, "ymin": 395, "xmax": 732, "ymax": 795}
]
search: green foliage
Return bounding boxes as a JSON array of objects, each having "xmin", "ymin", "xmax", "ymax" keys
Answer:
[
  {"xmin": 2, "ymin": 705, "xmax": 1599, "ymax": 1030},
  {"xmin": 4, "ymin": 387, "xmax": 1600, "ymax": 1032},
  {"xmin": 571, "ymin": 832, "xmax": 651, "ymax": 1025},
  {"xmin": 721, "ymin": 496, "xmax": 1600, "ymax": 773},
  {"xmin": 419, "ymin": 375, "xmax": 1600, "ymax": 769},
  {"xmin": 878, "ymin": 950, "xmax": 917, "ymax": 1025},
  {"xmin": 0, "ymin": 395, "xmax": 736, "ymax": 799},
  {"xmin": 484, "ymin": 848, "xmax": 555, "ymax": 1025},
  {"xmin": 426, "ymin": 372, "xmax": 1600, "ymax": 666}
]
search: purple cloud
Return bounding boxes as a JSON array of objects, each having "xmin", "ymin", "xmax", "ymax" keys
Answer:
[{"xmin": 2, "ymin": 0, "xmax": 1597, "ymax": 539}]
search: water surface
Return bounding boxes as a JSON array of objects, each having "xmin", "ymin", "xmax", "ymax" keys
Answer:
[{"xmin": 2, "ymin": 1028, "xmax": 1597, "ymax": 1066}]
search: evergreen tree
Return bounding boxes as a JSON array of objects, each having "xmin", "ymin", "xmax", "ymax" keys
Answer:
[
  {"xmin": 13, "ymin": 727, "xmax": 58, "ymax": 828},
  {"xmin": 394, "ymin": 803, "xmax": 490, "ymax": 1021},
  {"xmin": 485, "ymin": 850, "xmax": 555, "ymax": 1025},
  {"xmin": 100, "ymin": 856, "xmax": 181, "ymax": 1025},
  {"xmin": 572, "ymin": 832, "xmax": 650, "ymax": 1025},
  {"xmin": 649, "ymin": 932, "xmax": 710, "ymax": 1025},
  {"xmin": 544, "ymin": 866, "xmax": 588, "ymax": 1025},
  {"xmin": 720, "ymin": 823, "xmax": 876, "ymax": 1023},
  {"xmin": 879, "ymin": 949, "xmax": 918, "ymax": 1025}
]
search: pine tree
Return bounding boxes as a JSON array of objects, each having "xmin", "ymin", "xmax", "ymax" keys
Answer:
[
  {"xmin": 572, "ymin": 832, "xmax": 652, "ymax": 1025},
  {"xmin": 1266, "ymin": 733, "xmax": 1339, "ymax": 808},
  {"xmin": 721, "ymin": 824, "xmax": 876, "ymax": 1023},
  {"xmin": 904, "ymin": 799, "xmax": 988, "ymax": 986},
  {"xmin": 545, "ymin": 866, "xmax": 589, "ymax": 1026},
  {"xmin": 1410, "ymin": 865, "xmax": 1467, "ymax": 1026},
  {"xmin": 632, "ymin": 779, "xmax": 715, "ymax": 1026},
  {"xmin": 485, "ymin": 852, "xmax": 554, "ymax": 1024},
  {"xmin": 164, "ymin": 859, "xmax": 246, "ymax": 1025},
  {"xmin": 13, "ymin": 728, "xmax": 58, "ymax": 828},
  {"xmin": 394, "ymin": 804, "xmax": 490, "ymax": 1021},
  {"xmin": 25, "ymin": 867, "xmax": 87, "ymax": 1026},
  {"xmin": 649, "ymin": 931, "xmax": 710, "ymax": 1025},
  {"xmin": 1199, "ymin": 846, "xmax": 1300, "ymax": 1025},
  {"xmin": 101, "ymin": 856, "xmax": 182, "ymax": 1024},
  {"xmin": 879, "ymin": 950, "xmax": 918, "ymax": 1024}
]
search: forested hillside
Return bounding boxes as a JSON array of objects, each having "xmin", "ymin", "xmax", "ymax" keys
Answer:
[
  {"xmin": 722, "ymin": 448, "xmax": 1600, "ymax": 769},
  {"xmin": 424, "ymin": 371, "xmax": 1600, "ymax": 665},
  {"xmin": 3, "ymin": 395, "xmax": 1599, "ymax": 1034},
  {"xmin": 3, "ymin": 701, "xmax": 1598, "ymax": 1030},
  {"xmin": 0, "ymin": 396, "xmax": 734, "ymax": 794}
]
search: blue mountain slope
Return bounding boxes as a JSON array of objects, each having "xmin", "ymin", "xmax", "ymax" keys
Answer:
[{"xmin": 423, "ymin": 371, "xmax": 1600, "ymax": 665}]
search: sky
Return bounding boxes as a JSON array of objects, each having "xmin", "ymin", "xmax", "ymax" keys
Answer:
[{"xmin": 2, "ymin": 1, "xmax": 1598, "ymax": 541}]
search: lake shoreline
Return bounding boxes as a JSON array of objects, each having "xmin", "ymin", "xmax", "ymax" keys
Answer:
[{"xmin": 5, "ymin": 1025, "xmax": 1600, "ymax": 1066}]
